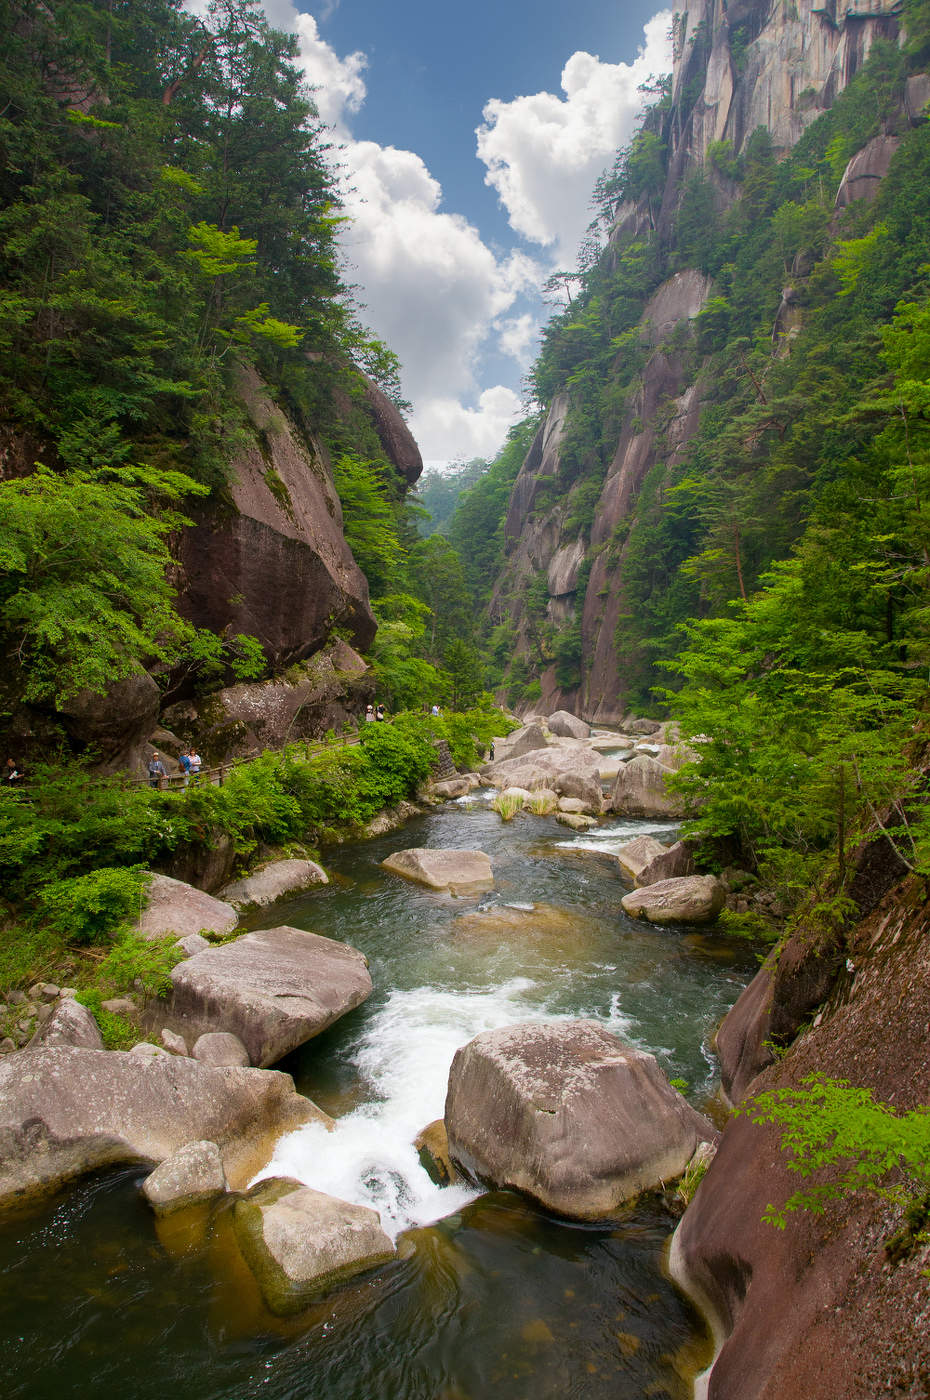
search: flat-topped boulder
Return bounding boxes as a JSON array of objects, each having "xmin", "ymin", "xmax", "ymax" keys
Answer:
[
  {"xmin": 615, "ymin": 835, "xmax": 668, "ymax": 882},
  {"xmin": 381, "ymin": 848, "xmax": 493, "ymax": 895},
  {"xmin": 138, "ymin": 873, "xmax": 238, "ymax": 943},
  {"xmin": 141, "ymin": 1139, "xmax": 227, "ymax": 1216},
  {"xmin": 609, "ymin": 754, "xmax": 684, "ymax": 818},
  {"xmin": 160, "ymin": 927, "xmax": 372, "ymax": 1067},
  {"xmin": 428, "ymin": 776, "xmax": 474, "ymax": 800},
  {"xmin": 445, "ymin": 1020, "xmax": 715, "ymax": 1219},
  {"xmin": 234, "ymin": 1178, "xmax": 396, "ymax": 1315},
  {"xmin": 220, "ymin": 859, "xmax": 328, "ymax": 909},
  {"xmin": 0, "ymin": 1047, "xmax": 324, "ymax": 1206},
  {"xmin": 621, "ymin": 875, "xmax": 725, "ymax": 926},
  {"xmin": 546, "ymin": 710, "xmax": 590, "ymax": 739}
]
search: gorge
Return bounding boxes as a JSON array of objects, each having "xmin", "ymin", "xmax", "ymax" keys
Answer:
[{"xmin": 1, "ymin": 0, "xmax": 929, "ymax": 1396}]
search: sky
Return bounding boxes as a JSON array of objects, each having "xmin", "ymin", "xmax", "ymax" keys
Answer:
[{"xmin": 249, "ymin": 0, "xmax": 672, "ymax": 466}]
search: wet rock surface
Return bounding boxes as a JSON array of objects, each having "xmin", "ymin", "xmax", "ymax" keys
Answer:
[
  {"xmin": 381, "ymin": 848, "xmax": 494, "ymax": 895},
  {"xmin": 233, "ymin": 1178, "xmax": 396, "ymax": 1315},
  {"xmin": 220, "ymin": 859, "xmax": 329, "ymax": 909},
  {"xmin": 621, "ymin": 875, "xmax": 725, "ymax": 926},
  {"xmin": 141, "ymin": 1139, "xmax": 228, "ymax": 1216}
]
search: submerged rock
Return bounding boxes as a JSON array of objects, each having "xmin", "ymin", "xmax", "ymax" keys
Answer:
[
  {"xmin": 0, "ymin": 1047, "xmax": 324, "ymax": 1206},
  {"xmin": 234, "ymin": 1178, "xmax": 396, "ymax": 1315},
  {"xmin": 381, "ymin": 848, "xmax": 494, "ymax": 896},
  {"xmin": 445, "ymin": 1020, "xmax": 715, "ymax": 1218},
  {"xmin": 220, "ymin": 859, "xmax": 328, "ymax": 909},
  {"xmin": 137, "ymin": 873, "xmax": 238, "ymax": 943},
  {"xmin": 621, "ymin": 875, "xmax": 725, "ymax": 926},
  {"xmin": 160, "ymin": 927, "xmax": 372, "ymax": 1068},
  {"xmin": 142, "ymin": 1139, "xmax": 227, "ymax": 1216}
]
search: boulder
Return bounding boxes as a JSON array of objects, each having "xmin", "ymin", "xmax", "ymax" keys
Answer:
[
  {"xmin": 429, "ymin": 777, "xmax": 474, "ymax": 800},
  {"xmin": 138, "ymin": 873, "xmax": 238, "ymax": 943},
  {"xmin": 0, "ymin": 1047, "xmax": 325, "ymax": 1206},
  {"xmin": 557, "ymin": 797, "xmax": 594, "ymax": 814},
  {"xmin": 159, "ymin": 927, "xmax": 372, "ymax": 1068},
  {"xmin": 481, "ymin": 748, "xmax": 604, "ymax": 811},
  {"xmin": 623, "ymin": 717, "xmax": 662, "ymax": 735},
  {"xmin": 609, "ymin": 754, "xmax": 684, "ymax": 818},
  {"xmin": 494, "ymin": 722, "xmax": 550, "ymax": 762},
  {"xmin": 499, "ymin": 786, "xmax": 533, "ymax": 804},
  {"xmin": 160, "ymin": 1028, "xmax": 188, "ymax": 1056},
  {"xmin": 556, "ymin": 813, "xmax": 598, "ymax": 831},
  {"xmin": 445, "ymin": 1020, "xmax": 715, "ymax": 1218},
  {"xmin": 621, "ymin": 875, "xmax": 725, "ymax": 926},
  {"xmin": 615, "ymin": 836, "xmax": 669, "ymax": 882},
  {"xmin": 546, "ymin": 711, "xmax": 590, "ymax": 739},
  {"xmin": 191, "ymin": 1032, "xmax": 251, "ymax": 1068},
  {"xmin": 141, "ymin": 1139, "xmax": 227, "ymax": 1216},
  {"xmin": 414, "ymin": 1119, "xmax": 461, "ymax": 1186},
  {"xmin": 128, "ymin": 1042, "xmax": 172, "ymax": 1060},
  {"xmin": 55, "ymin": 672, "xmax": 162, "ymax": 775},
  {"xmin": 220, "ymin": 859, "xmax": 328, "ymax": 909},
  {"xmin": 175, "ymin": 933, "xmax": 211, "ymax": 957},
  {"xmin": 380, "ymin": 848, "xmax": 494, "ymax": 896},
  {"xmin": 27, "ymin": 998, "xmax": 103, "ymax": 1051},
  {"xmin": 233, "ymin": 1178, "xmax": 396, "ymax": 1315},
  {"xmin": 637, "ymin": 840, "xmax": 696, "ymax": 887}
]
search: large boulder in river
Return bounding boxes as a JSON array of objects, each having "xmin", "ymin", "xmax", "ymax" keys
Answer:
[
  {"xmin": 381, "ymin": 848, "xmax": 494, "ymax": 895},
  {"xmin": 445, "ymin": 1020, "xmax": 715, "ymax": 1219},
  {"xmin": 220, "ymin": 859, "xmax": 328, "ymax": 909},
  {"xmin": 137, "ymin": 873, "xmax": 239, "ymax": 943},
  {"xmin": 158, "ymin": 927, "xmax": 372, "ymax": 1067},
  {"xmin": 609, "ymin": 754, "xmax": 684, "ymax": 818},
  {"xmin": 234, "ymin": 1178, "xmax": 396, "ymax": 1315},
  {"xmin": 622, "ymin": 875, "xmax": 725, "ymax": 926},
  {"xmin": 615, "ymin": 836, "xmax": 668, "ymax": 883},
  {"xmin": 0, "ymin": 1047, "xmax": 324, "ymax": 1206},
  {"xmin": 546, "ymin": 710, "xmax": 590, "ymax": 739}
]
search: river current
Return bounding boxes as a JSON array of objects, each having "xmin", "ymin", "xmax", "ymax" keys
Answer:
[{"xmin": 0, "ymin": 789, "xmax": 761, "ymax": 1399}]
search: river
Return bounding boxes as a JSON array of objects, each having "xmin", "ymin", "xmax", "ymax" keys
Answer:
[{"xmin": 0, "ymin": 789, "xmax": 761, "ymax": 1399}]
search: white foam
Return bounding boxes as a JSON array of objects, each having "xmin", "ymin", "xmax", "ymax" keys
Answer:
[
  {"xmin": 253, "ymin": 978, "xmax": 555, "ymax": 1238},
  {"xmin": 554, "ymin": 819, "xmax": 680, "ymax": 856}
]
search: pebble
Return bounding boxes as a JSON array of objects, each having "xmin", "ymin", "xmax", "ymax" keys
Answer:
[
  {"xmin": 7, "ymin": 990, "xmax": 26, "ymax": 1006},
  {"xmin": 0, "ymin": 1038, "xmax": 16, "ymax": 1054}
]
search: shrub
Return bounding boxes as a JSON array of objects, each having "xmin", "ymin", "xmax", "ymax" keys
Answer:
[{"xmin": 38, "ymin": 866, "xmax": 150, "ymax": 945}]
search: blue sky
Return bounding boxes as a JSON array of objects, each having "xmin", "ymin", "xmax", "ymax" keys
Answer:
[{"xmin": 254, "ymin": 0, "xmax": 672, "ymax": 464}]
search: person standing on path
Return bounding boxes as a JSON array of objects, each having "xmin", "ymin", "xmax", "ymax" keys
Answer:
[
  {"xmin": 187, "ymin": 748, "xmax": 202, "ymax": 783},
  {"xmin": 148, "ymin": 752, "xmax": 167, "ymax": 788}
]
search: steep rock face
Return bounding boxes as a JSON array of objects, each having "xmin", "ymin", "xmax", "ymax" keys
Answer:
[
  {"xmin": 670, "ymin": 867, "xmax": 930, "ymax": 1398},
  {"xmin": 669, "ymin": 0, "xmax": 901, "ymax": 178},
  {"xmin": 178, "ymin": 366, "xmax": 376, "ymax": 672},
  {"xmin": 357, "ymin": 372, "xmax": 423, "ymax": 486},
  {"xmin": 488, "ymin": 0, "xmax": 906, "ymax": 722}
]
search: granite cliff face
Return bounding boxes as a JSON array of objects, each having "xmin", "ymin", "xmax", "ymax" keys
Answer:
[{"xmin": 490, "ymin": 0, "xmax": 908, "ymax": 721}]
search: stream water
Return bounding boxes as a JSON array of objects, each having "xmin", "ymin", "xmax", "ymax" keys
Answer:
[{"xmin": 0, "ymin": 790, "xmax": 762, "ymax": 1400}]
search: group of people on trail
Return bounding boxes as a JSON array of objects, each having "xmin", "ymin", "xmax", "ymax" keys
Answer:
[
  {"xmin": 148, "ymin": 746, "xmax": 202, "ymax": 788},
  {"xmin": 4, "ymin": 757, "xmax": 24, "ymax": 785},
  {"xmin": 364, "ymin": 703, "xmax": 387, "ymax": 723}
]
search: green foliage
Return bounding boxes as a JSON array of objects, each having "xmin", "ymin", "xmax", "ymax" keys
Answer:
[
  {"xmin": 333, "ymin": 453, "xmax": 407, "ymax": 597},
  {"xmin": 492, "ymin": 792, "xmax": 523, "ymax": 821},
  {"xmin": 74, "ymin": 989, "xmax": 138, "ymax": 1051},
  {"xmin": 37, "ymin": 866, "xmax": 150, "ymax": 945},
  {"xmin": 741, "ymin": 1076, "xmax": 930, "ymax": 1229},
  {"xmin": 91, "ymin": 930, "xmax": 185, "ymax": 999},
  {"xmin": 0, "ymin": 464, "xmax": 205, "ymax": 702}
]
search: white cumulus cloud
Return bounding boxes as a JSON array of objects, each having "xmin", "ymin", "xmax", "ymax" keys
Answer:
[
  {"xmin": 476, "ymin": 12, "xmax": 672, "ymax": 264},
  {"xmin": 411, "ymin": 386, "xmax": 525, "ymax": 467}
]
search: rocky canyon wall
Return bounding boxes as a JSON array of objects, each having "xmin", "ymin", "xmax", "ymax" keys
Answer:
[{"xmin": 490, "ymin": 0, "xmax": 906, "ymax": 722}]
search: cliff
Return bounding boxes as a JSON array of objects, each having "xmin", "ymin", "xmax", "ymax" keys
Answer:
[
  {"xmin": 670, "ymin": 840, "xmax": 930, "ymax": 1397},
  {"xmin": 488, "ymin": 0, "xmax": 915, "ymax": 721}
]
